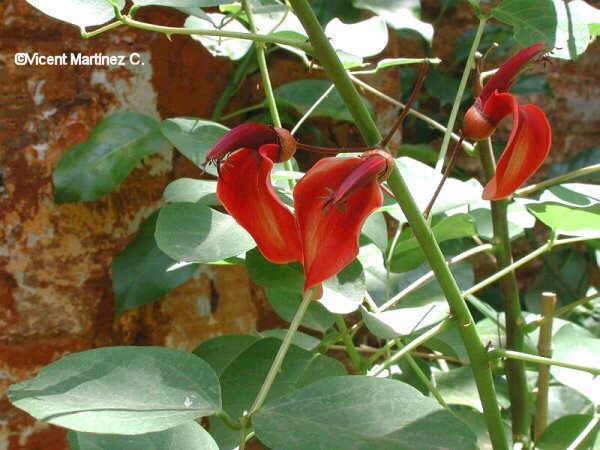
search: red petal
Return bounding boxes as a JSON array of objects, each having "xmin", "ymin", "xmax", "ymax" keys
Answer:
[
  {"xmin": 483, "ymin": 99, "xmax": 551, "ymax": 200},
  {"xmin": 207, "ymin": 123, "xmax": 277, "ymax": 162},
  {"xmin": 294, "ymin": 157, "xmax": 383, "ymax": 292},
  {"xmin": 217, "ymin": 144, "xmax": 303, "ymax": 263},
  {"xmin": 479, "ymin": 42, "xmax": 546, "ymax": 105}
]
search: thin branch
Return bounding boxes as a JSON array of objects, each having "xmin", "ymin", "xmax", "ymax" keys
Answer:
[
  {"xmin": 516, "ymin": 164, "xmax": 600, "ymax": 196},
  {"xmin": 292, "ymin": 84, "xmax": 335, "ymax": 135},
  {"xmin": 488, "ymin": 348, "xmax": 600, "ymax": 376}
]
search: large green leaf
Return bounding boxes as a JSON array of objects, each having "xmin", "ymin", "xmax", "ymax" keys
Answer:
[
  {"xmin": 155, "ymin": 202, "xmax": 255, "ymax": 263},
  {"xmin": 325, "ymin": 16, "xmax": 388, "ymax": 57},
  {"xmin": 53, "ymin": 113, "xmax": 166, "ymax": 203},
  {"xmin": 254, "ymin": 376, "xmax": 477, "ymax": 449},
  {"xmin": 162, "ymin": 178, "xmax": 218, "ymax": 205},
  {"xmin": 112, "ymin": 212, "xmax": 198, "ymax": 316},
  {"xmin": 8, "ymin": 347, "xmax": 221, "ymax": 434},
  {"xmin": 220, "ymin": 339, "xmax": 345, "ymax": 418},
  {"xmin": 551, "ymin": 324, "xmax": 600, "ymax": 404},
  {"xmin": 26, "ymin": 0, "xmax": 125, "ymax": 28},
  {"xmin": 245, "ymin": 249, "xmax": 334, "ymax": 332},
  {"xmin": 192, "ymin": 335, "xmax": 260, "ymax": 377},
  {"xmin": 537, "ymin": 414, "xmax": 600, "ymax": 450},
  {"xmin": 160, "ymin": 118, "xmax": 228, "ymax": 176},
  {"xmin": 312, "ymin": 0, "xmax": 362, "ymax": 26},
  {"xmin": 67, "ymin": 421, "xmax": 218, "ymax": 450},
  {"xmin": 492, "ymin": 0, "xmax": 558, "ymax": 48},
  {"xmin": 528, "ymin": 201, "xmax": 600, "ymax": 237},
  {"xmin": 274, "ymin": 80, "xmax": 373, "ymax": 124}
]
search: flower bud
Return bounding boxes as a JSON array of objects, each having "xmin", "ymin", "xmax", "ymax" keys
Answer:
[{"xmin": 462, "ymin": 105, "xmax": 495, "ymax": 140}]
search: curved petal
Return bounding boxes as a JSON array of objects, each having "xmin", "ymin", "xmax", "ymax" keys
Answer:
[
  {"xmin": 483, "ymin": 103, "xmax": 551, "ymax": 200},
  {"xmin": 217, "ymin": 144, "xmax": 303, "ymax": 263},
  {"xmin": 294, "ymin": 157, "xmax": 383, "ymax": 292},
  {"xmin": 479, "ymin": 42, "xmax": 546, "ymax": 105},
  {"xmin": 207, "ymin": 123, "xmax": 277, "ymax": 162}
]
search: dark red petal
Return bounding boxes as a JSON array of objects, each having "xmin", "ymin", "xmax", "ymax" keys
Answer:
[
  {"xmin": 483, "ymin": 102, "xmax": 551, "ymax": 200},
  {"xmin": 217, "ymin": 144, "xmax": 303, "ymax": 263},
  {"xmin": 479, "ymin": 42, "xmax": 546, "ymax": 105},
  {"xmin": 206, "ymin": 123, "xmax": 277, "ymax": 162},
  {"xmin": 294, "ymin": 157, "xmax": 383, "ymax": 292}
]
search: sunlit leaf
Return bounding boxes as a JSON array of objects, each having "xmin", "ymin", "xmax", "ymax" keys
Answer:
[
  {"xmin": 26, "ymin": 0, "xmax": 125, "ymax": 28},
  {"xmin": 325, "ymin": 17, "xmax": 388, "ymax": 57},
  {"xmin": 185, "ymin": 14, "xmax": 252, "ymax": 60}
]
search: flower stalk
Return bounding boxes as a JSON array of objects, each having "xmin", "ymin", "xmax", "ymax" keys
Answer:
[{"xmin": 478, "ymin": 138, "xmax": 531, "ymax": 441}]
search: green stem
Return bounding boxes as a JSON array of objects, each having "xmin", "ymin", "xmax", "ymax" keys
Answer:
[
  {"xmin": 478, "ymin": 139, "xmax": 530, "ymax": 441},
  {"xmin": 516, "ymin": 164, "xmax": 600, "ymax": 197},
  {"xmin": 249, "ymin": 288, "xmax": 314, "ymax": 415},
  {"xmin": 436, "ymin": 17, "xmax": 487, "ymax": 170},
  {"xmin": 212, "ymin": 45, "xmax": 257, "ymax": 121},
  {"xmin": 335, "ymin": 315, "xmax": 364, "ymax": 373},
  {"xmin": 402, "ymin": 346, "xmax": 450, "ymax": 410},
  {"xmin": 366, "ymin": 340, "xmax": 397, "ymax": 366},
  {"xmin": 216, "ymin": 410, "xmax": 242, "ymax": 430},
  {"xmin": 526, "ymin": 293, "xmax": 600, "ymax": 332},
  {"xmin": 349, "ymin": 74, "xmax": 475, "ymax": 153},
  {"xmin": 289, "ymin": 2, "xmax": 507, "ymax": 447},
  {"xmin": 121, "ymin": 16, "xmax": 312, "ymax": 52},
  {"xmin": 220, "ymin": 103, "xmax": 264, "ymax": 121},
  {"xmin": 81, "ymin": 21, "xmax": 123, "ymax": 38},
  {"xmin": 380, "ymin": 243, "xmax": 492, "ymax": 312},
  {"xmin": 372, "ymin": 319, "xmax": 453, "ymax": 376},
  {"xmin": 488, "ymin": 349, "xmax": 600, "ymax": 376},
  {"xmin": 464, "ymin": 235, "xmax": 600, "ymax": 298}
]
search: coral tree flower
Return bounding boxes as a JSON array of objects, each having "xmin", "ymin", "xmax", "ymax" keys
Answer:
[
  {"xmin": 462, "ymin": 42, "xmax": 552, "ymax": 200},
  {"xmin": 207, "ymin": 124, "xmax": 394, "ymax": 292},
  {"xmin": 206, "ymin": 123, "xmax": 302, "ymax": 264},
  {"xmin": 294, "ymin": 150, "xmax": 393, "ymax": 291}
]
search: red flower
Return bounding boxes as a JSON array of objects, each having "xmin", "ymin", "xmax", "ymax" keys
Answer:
[
  {"xmin": 208, "ymin": 125, "xmax": 393, "ymax": 292},
  {"xmin": 294, "ymin": 150, "xmax": 393, "ymax": 291},
  {"xmin": 210, "ymin": 124, "xmax": 302, "ymax": 264},
  {"xmin": 462, "ymin": 43, "xmax": 552, "ymax": 200}
]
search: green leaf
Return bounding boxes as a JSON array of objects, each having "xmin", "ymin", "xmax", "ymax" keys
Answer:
[
  {"xmin": 361, "ymin": 211, "xmax": 388, "ymax": 253},
  {"xmin": 185, "ymin": 14, "xmax": 252, "ymax": 60},
  {"xmin": 220, "ymin": 339, "xmax": 345, "ymax": 418},
  {"xmin": 492, "ymin": 0, "xmax": 558, "ymax": 48},
  {"xmin": 537, "ymin": 414, "xmax": 600, "ymax": 450},
  {"xmin": 7, "ymin": 347, "xmax": 221, "ymax": 434},
  {"xmin": 160, "ymin": 118, "xmax": 228, "ymax": 176},
  {"xmin": 424, "ymin": 68, "xmax": 466, "ymax": 106},
  {"xmin": 450, "ymin": 405, "xmax": 510, "ymax": 450},
  {"xmin": 435, "ymin": 367, "xmax": 510, "ymax": 411},
  {"xmin": 551, "ymin": 324, "xmax": 600, "ymax": 404},
  {"xmin": 389, "ymin": 214, "xmax": 477, "ymax": 272},
  {"xmin": 67, "ymin": 421, "xmax": 218, "ymax": 450},
  {"xmin": 553, "ymin": 0, "xmax": 594, "ymax": 60},
  {"xmin": 53, "ymin": 112, "xmax": 166, "ymax": 203},
  {"xmin": 538, "ymin": 183, "xmax": 600, "ymax": 207},
  {"xmin": 112, "ymin": 212, "xmax": 198, "ymax": 316},
  {"xmin": 156, "ymin": 202, "xmax": 255, "ymax": 263},
  {"xmin": 274, "ymin": 80, "xmax": 373, "ymax": 124},
  {"xmin": 471, "ymin": 197, "xmax": 536, "ymax": 240},
  {"xmin": 162, "ymin": 178, "xmax": 218, "ymax": 205},
  {"xmin": 259, "ymin": 329, "xmax": 321, "ymax": 351},
  {"xmin": 312, "ymin": 0, "xmax": 362, "ymax": 26},
  {"xmin": 192, "ymin": 335, "xmax": 260, "ymax": 377},
  {"xmin": 254, "ymin": 376, "xmax": 477, "ymax": 449},
  {"xmin": 245, "ymin": 249, "xmax": 334, "ymax": 332},
  {"xmin": 381, "ymin": 157, "xmax": 483, "ymax": 223},
  {"xmin": 354, "ymin": 0, "xmax": 434, "ymax": 42},
  {"xmin": 528, "ymin": 201, "xmax": 600, "ymax": 237},
  {"xmin": 325, "ymin": 16, "xmax": 388, "ymax": 57},
  {"xmin": 26, "ymin": 0, "xmax": 125, "ymax": 28}
]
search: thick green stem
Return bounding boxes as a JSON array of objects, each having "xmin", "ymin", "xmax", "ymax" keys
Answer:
[
  {"xmin": 335, "ymin": 315, "xmax": 364, "ymax": 373},
  {"xmin": 249, "ymin": 289, "xmax": 314, "ymax": 415},
  {"xmin": 212, "ymin": 46, "xmax": 257, "ymax": 121},
  {"xmin": 478, "ymin": 139, "xmax": 530, "ymax": 441},
  {"xmin": 436, "ymin": 17, "xmax": 486, "ymax": 170},
  {"xmin": 289, "ymin": 2, "xmax": 507, "ymax": 447}
]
